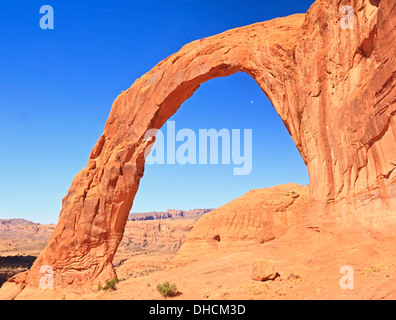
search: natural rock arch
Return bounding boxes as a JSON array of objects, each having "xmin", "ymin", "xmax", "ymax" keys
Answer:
[{"xmin": 11, "ymin": 0, "xmax": 396, "ymax": 289}]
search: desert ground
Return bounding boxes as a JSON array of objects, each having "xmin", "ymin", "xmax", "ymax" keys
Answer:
[{"xmin": 2, "ymin": 184, "xmax": 396, "ymax": 300}]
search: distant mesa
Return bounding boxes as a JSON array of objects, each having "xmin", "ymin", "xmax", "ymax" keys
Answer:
[
  {"xmin": 128, "ymin": 209, "xmax": 213, "ymax": 221},
  {"xmin": 0, "ymin": 219, "xmax": 55, "ymax": 241},
  {"xmin": 0, "ymin": 219, "xmax": 40, "ymax": 226}
]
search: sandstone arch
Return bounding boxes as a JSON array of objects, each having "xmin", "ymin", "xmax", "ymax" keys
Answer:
[{"xmin": 10, "ymin": 0, "xmax": 396, "ymax": 289}]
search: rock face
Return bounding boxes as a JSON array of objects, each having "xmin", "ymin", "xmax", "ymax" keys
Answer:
[
  {"xmin": 9, "ymin": 0, "xmax": 396, "ymax": 290},
  {"xmin": 173, "ymin": 183, "xmax": 309, "ymax": 263}
]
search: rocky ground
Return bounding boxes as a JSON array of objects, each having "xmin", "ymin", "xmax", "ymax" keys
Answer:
[{"xmin": 2, "ymin": 183, "xmax": 396, "ymax": 300}]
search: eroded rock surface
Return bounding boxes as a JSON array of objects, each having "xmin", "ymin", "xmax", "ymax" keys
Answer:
[{"xmin": 173, "ymin": 183, "xmax": 309, "ymax": 263}]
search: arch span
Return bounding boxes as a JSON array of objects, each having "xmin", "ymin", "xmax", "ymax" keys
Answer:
[{"xmin": 14, "ymin": 0, "xmax": 396, "ymax": 289}]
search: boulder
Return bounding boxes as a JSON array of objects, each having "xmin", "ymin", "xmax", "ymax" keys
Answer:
[{"xmin": 251, "ymin": 260, "xmax": 279, "ymax": 282}]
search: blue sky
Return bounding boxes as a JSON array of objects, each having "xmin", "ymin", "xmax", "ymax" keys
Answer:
[{"xmin": 0, "ymin": 0, "xmax": 313, "ymax": 224}]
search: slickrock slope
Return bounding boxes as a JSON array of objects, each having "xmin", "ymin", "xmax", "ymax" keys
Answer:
[
  {"xmin": 174, "ymin": 183, "xmax": 309, "ymax": 263},
  {"xmin": 3, "ymin": 0, "xmax": 395, "ymax": 293}
]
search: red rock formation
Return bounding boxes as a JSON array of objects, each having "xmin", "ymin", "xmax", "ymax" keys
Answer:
[
  {"xmin": 6, "ymin": 0, "xmax": 395, "ymax": 291},
  {"xmin": 173, "ymin": 184, "xmax": 309, "ymax": 264}
]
